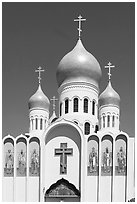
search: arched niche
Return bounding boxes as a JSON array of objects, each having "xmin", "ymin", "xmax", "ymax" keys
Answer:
[
  {"xmin": 16, "ymin": 137, "xmax": 27, "ymax": 177},
  {"xmin": 87, "ymin": 135, "xmax": 99, "ymax": 176},
  {"xmin": 29, "ymin": 137, "xmax": 40, "ymax": 176},
  {"xmin": 3, "ymin": 137, "xmax": 14, "ymax": 177},
  {"xmin": 101, "ymin": 135, "xmax": 113, "ymax": 176},
  {"xmin": 115, "ymin": 134, "xmax": 127, "ymax": 176}
]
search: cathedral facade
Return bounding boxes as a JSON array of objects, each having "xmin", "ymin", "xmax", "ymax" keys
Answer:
[{"xmin": 2, "ymin": 16, "xmax": 134, "ymax": 202}]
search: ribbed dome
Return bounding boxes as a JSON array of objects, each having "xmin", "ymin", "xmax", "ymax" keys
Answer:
[
  {"xmin": 56, "ymin": 39, "xmax": 102, "ymax": 87},
  {"xmin": 28, "ymin": 84, "xmax": 50, "ymax": 110},
  {"xmin": 99, "ymin": 81, "xmax": 120, "ymax": 107}
]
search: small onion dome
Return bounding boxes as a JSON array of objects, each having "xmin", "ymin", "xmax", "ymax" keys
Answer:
[
  {"xmin": 99, "ymin": 81, "xmax": 120, "ymax": 107},
  {"xmin": 28, "ymin": 84, "xmax": 50, "ymax": 110},
  {"xmin": 56, "ymin": 39, "xmax": 102, "ymax": 87}
]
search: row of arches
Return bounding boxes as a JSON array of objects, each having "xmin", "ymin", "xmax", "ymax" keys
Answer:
[
  {"xmin": 73, "ymin": 120, "xmax": 98, "ymax": 135},
  {"xmin": 60, "ymin": 97, "xmax": 97, "ymax": 116},
  {"xmin": 87, "ymin": 134, "xmax": 127, "ymax": 176},
  {"xmin": 3, "ymin": 136, "xmax": 40, "ymax": 177}
]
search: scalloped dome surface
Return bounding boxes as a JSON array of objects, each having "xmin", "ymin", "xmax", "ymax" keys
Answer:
[
  {"xmin": 28, "ymin": 84, "xmax": 50, "ymax": 110},
  {"xmin": 99, "ymin": 81, "xmax": 120, "ymax": 107},
  {"xmin": 56, "ymin": 39, "xmax": 102, "ymax": 87}
]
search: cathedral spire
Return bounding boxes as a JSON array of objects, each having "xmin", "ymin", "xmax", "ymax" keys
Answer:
[
  {"xmin": 35, "ymin": 66, "xmax": 45, "ymax": 84},
  {"xmin": 105, "ymin": 62, "xmax": 115, "ymax": 81},
  {"xmin": 74, "ymin": 14, "xmax": 86, "ymax": 39}
]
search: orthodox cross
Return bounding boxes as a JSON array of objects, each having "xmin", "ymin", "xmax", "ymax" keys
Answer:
[
  {"xmin": 105, "ymin": 62, "xmax": 115, "ymax": 80},
  {"xmin": 35, "ymin": 66, "xmax": 45, "ymax": 84},
  {"xmin": 74, "ymin": 14, "xmax": 86, "ymax": 39},
  {"xmin": 55, "ymin": 143, "xmax": 73, "ymax": 174},
  {"xmin": 50, "ymin": 96, "xmax": 58, "ymax": 111}
]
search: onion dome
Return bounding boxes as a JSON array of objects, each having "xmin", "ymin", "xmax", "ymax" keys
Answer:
[
  {"xmin": 56, "ymin": 39, "xmax": 102, "ymax": 88},
  {"xmin": 28, "ymin": 84, "xmax": 50, "ymax": 110},
  {"xmin": 99, "ymin": 81, "xmax": 120, "ymax": 107}
]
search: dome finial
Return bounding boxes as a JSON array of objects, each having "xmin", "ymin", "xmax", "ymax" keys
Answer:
[
  {"xmin": 74, "ymin": 14, "xmax": 86, "ymax": 39},
  {"xmin": 105, "ymin": 62, "xmax": 115, "ymax": 81},
  {"xmin": 50, "ymin": 96, "xmax": 58, "ymax": 112},
  {"xmin": 35, "ymin": 66, "xmax": 45, "ymax": 84}
]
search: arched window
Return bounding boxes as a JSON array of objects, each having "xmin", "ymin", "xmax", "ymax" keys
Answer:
[
  {"xmin": 73, "ymin": 98, "xmax": 78, "ymax": 112},
  {"xmin": 92, "ymin": 101, "xmax": 95, "ymax": 115},
  {"xmin": 84, "ymin": 98, "xmax": 88, "ymax": 113},
  {"xmin": 60, "ymin": 103, "xmax": 62, "ymax": 116},
  {"xmin": 74, "ymin": 121, "xmax": 78, "ymax": 125},
  {"xmin": 112, "ymin": 115, "xmax": 115, "ymax": 127},
  {"xmin": 65, "ymin": 99, "xmax": 69, "ymax": 114},
  {"xmin": 31, "ymin": 119, "xmax": 34, "ymax": 130},
  {"xmin": 85, "ymin": 122, "xmax": 90, "ymax": 135},
  {"xmin": 40, "ymin": 118, "xmax": 43, "ymax": 130},
  {"xmin": 103, "ymin": 116, "xmax": 105, "ymax": 128},
  {"xmin": 107, "ymin": 115, "xmax": 110, "ymax": 127},
  {"xmin": 36, "ymin": 118, "xmax": 38, "ymax": 129}
]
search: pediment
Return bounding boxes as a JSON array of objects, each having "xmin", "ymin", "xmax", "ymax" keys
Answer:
[{"xmin": 45, "ymin": 178, "xmax": 80, "ymax": 197}]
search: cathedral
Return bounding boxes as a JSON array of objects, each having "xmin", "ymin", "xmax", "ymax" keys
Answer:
[{"xmin": 2, "ymin": 15, "xmax": 135, "ymax": 202}]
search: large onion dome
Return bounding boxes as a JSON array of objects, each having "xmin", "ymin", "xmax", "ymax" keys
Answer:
[
  {"xmin": 56, "ymin": 39, "xmax": 102, "ymax": 88},
  {"xmin": 99, "ymin": 81, "xmax": 120, "ymax": 107},
  {"xmin": 28, "ymin": 84, "xmax": 50, "ymax": 110}
]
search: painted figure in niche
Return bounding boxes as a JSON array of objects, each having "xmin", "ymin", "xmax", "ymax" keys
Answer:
[
  {"xmin": 30, "ymin": 149, "xmax": 39, "ymax": 175},
  {"xmin": 102, "ymin": 147, "xmax": 111, "ymax": 173},
  {"xmin": 117, "ymin": 146, "xmax": 126, "ymax": 173},
  {"xmin": 89, "ymin": 147, "xmax": 98, "ymax": 173},
  {"xmin": 5, "ymin": 149, "xmax": 14, "ymax": 175},
  {"xmin": 18, "ymin": 149, "xmax": 26, "ymax": 175}
]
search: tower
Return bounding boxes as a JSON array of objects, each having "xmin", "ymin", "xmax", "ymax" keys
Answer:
[
  {"xmin": 99, "ymin": 62, "xmax": 120, "ymax": 131},
  {"xmin": 28, "ymin": 66, "xmax": 50, "ymax": 136}
]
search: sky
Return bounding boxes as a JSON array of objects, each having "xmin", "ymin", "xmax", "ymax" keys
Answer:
[{"xmin": 2, "ymin": 2, "xmax": 135, "ymax": 137}]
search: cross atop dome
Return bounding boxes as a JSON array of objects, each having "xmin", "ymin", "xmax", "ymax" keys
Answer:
[
  {"xmin": 105, "ymin": 62, "xmax": 115, "ymax": 81},
  {"xmin": 35, "ymin": 66, "xmax": 45, "ymax": 84},
  {"xmin": 50, "ymin": 96, "xmax": 58, "ymax": 111},
  {"xmin": 74, "ymin": 15, "xmax": 86, "ymax": 39}
]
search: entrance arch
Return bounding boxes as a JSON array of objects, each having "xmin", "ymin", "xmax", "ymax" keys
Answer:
[{"xmin": 45, "ymin": 178, "xmax": 80, "ymax": 202}]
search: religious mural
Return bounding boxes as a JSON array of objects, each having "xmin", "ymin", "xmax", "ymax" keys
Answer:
[
  {"xmin": 101, "ymin": 136, "xmax": 112, "ymax": 176},
  {"xmin": 16, "ymin": 138, "xmax": 27, "ymax": 176},
  {"xmin": 87, "ymin": 136, "xmax": 99, "ymax": 176},
  {"xmin": 115, "ymin": 137, "xmax": 127, "ymax": 176},
  {"xmin": 29, "ymin": 149, "xmax": 39, "ymax": 176},
  {"xmin": 29, "ymin": 138, "xmax": 40, "ymax": 176},
  {"xmin": 4, "ymin": 138, "xmax": 14, "ymax": 177},
  {"xmin": 4, "ymin": 149, "xmax": 14, "ymax": 176}
]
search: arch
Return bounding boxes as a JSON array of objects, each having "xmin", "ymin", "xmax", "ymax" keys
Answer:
[
  {"xmin": 3, "ymin": 137, "xmax": 14, "ymax": 177},
  {"xmin": 73, "ymin": 97, "xmax": 79, "ymax": 112},
  {"xmin": 45, "ymin": 178, "xmax": 80, "ymax": 202},
  {"xmin": 65, "ymin": 98, "xmax": 69, "ymax": 114},
  {"xmin": 87, "ymin": 135, "xmax": 99, "ymax": 176},
  {"xmin": 16, "ymin": 136, "xmax": 27, "ymax": 177},
  {"xmin": 101, "ymin": 135, "xmax": 113, "ymax": 176},
  {"xmin": 29, "ymin": 137, "xmax": 40, "ymax": 177},
  {"xmin": 83, "ymin": 98, "xmax": 88, "ymax": 113},
  {"xmin": 84, "ymin": 122, "xmax": 90, "ymax": 135}
]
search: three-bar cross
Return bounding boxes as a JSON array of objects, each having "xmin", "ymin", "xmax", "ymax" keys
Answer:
[
  {"xmin": 50, "ymin": 96, "xmax": 58, "ymax": 111},
  {"xmin": 74, "ymin": 15, "xmax": 86, "ymax": 39},
  {"xmin": 105, "ymin": 62, "xmax": 115, "ymax": 80},
  {"xmin": 35, "ymin": 66, "xmax": 45, "ymax": 84}
]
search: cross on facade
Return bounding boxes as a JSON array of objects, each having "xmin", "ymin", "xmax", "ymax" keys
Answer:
[
  {"xmin": 74, "ymin": 14, "xmax": 86, "ymax": 39},
  {"xmin": 105, "ymin": 62, "xmax": 115, "ymax": 80},
  {"xmin": 55, "ymin": 143, "xmax": 73, "ymax": 174},
  {"xmin": 35, "ymin": 66, "xmax": 45, "ymax": 84},
  {"xmin": 50, "ymin": 96, "xmax": 58, "ymax": 111}
]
